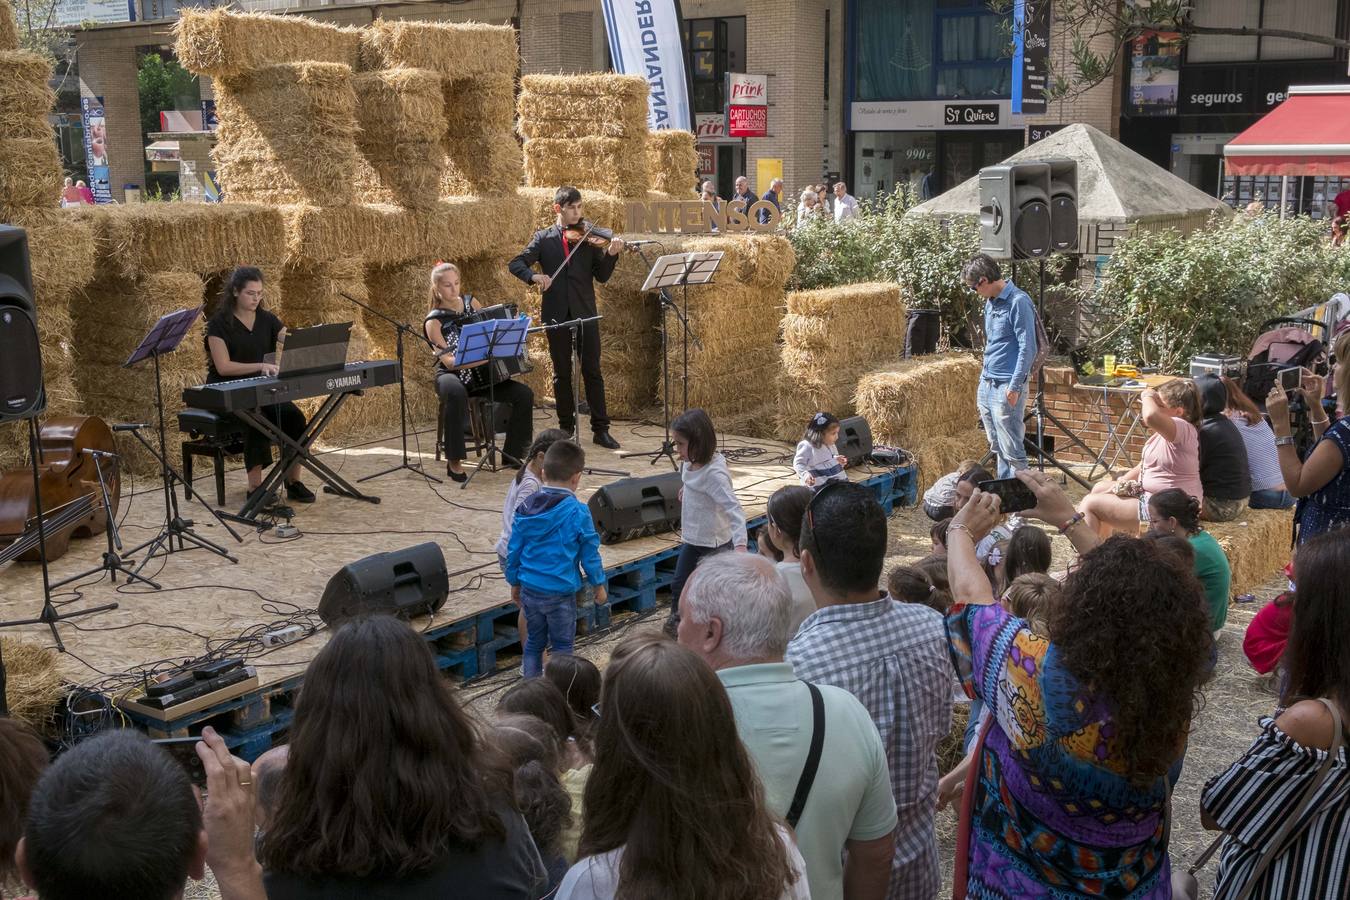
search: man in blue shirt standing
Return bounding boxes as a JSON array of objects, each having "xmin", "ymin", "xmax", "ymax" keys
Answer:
[{"xmin": 962, "ymin": 253, "xmax": 1037, "ymax": 478}]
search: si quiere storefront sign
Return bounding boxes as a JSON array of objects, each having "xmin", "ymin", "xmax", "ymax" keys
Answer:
[{"xmin": 625, "ymin": 198, "xmax": 781, "ymax": 233}]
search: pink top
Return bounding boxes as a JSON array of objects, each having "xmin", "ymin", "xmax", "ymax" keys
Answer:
[
  {"xmin": 1243, "ymin": 595, "xmax": 1293, "ymax": 675},
  {"xmin": 1140, "ymin": 416, "xmax": 1202, "ymax": 501}
]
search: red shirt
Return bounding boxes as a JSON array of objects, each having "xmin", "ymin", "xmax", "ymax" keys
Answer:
[
  {"xmin": 1335, "ymin": 189, "xmax": 1350, "ymax": 219},
  {"xmin": 1243, "ymin": 593, "xmax": 1293, "ymax": 675}
]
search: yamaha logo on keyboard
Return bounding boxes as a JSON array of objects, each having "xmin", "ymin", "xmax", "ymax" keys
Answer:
[{"xmin": 326, "ymin": 374, "xmax": 362, "ymax": 391}]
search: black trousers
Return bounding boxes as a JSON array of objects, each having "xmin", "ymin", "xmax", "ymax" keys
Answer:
[
  {"xmin": 436, "ymin": 372, "xmax": 534, "ymax": 463},
  {"xmin": 238, "ymin": 401, "xmax": 307, "ymax": 472},
  {"xmin": 905, "ymin": 308, "xmax": 941, "ymax": 358},
  {"xmin": 546, "ymin": 318, "xmax": 609, "ymax": 433}
]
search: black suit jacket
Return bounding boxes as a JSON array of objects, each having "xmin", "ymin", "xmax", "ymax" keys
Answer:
[{"xmin": 508, "ymin": 225, "xmax": 619, "ymax": 324}]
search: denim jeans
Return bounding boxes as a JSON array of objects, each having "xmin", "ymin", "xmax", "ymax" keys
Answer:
[
  {"xmin": 977, "ymin": 378, "xmax": 1029, "ymax": 478},
  {"xmin": 1250, "ymin": 488, "xmax": 1295, "ymax": 510},
  {"xmin": 520, "ymin": 586, "xmax": 576, "ymax": 677},
  {"xmin": 669, "ymin": 541, "xmax": 732, "ymax": 619}
]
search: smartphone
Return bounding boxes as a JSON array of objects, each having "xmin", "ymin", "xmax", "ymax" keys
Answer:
[
  {"xmin": 152, "ymin": 735, "xmax": 207, "ymax": 787},
  {"xmin": 978, "ymin": 478, "xmax": 1038, "ymax": 514},
  {"xmin": 1278, "ymin": 367, "xmax": 1302, "ymax": 393}
]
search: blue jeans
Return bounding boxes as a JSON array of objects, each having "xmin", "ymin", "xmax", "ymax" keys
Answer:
[
  {"xmin": 1250, "ymin": 488, "xmax": 1295, "ymax": 510},
  {"xmin": 977, "ymin": 378, "xmax": 1029, "ymax": 478},
  {"xmin": 669, "ymin": 541, "xmax": 732, "ymax": 619},
  {"xmin": 520, "ymin": 586, "xmax": 576, "ymax": 677}
]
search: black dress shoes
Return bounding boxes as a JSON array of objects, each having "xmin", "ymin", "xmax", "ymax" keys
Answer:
[
  {"xmin": 446, "ymin": 463, "xmax": 468, "ymax": 483},
  {"xmin": 593, "ymin": 431, "xmax": 621, "ymax": 450}
]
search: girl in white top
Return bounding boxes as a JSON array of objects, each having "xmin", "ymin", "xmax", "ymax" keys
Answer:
[
  {"xmin": 793, "ymin": 411, "xmax": 850, "ymax": 489},
  {"xmin": 556, "ymin": 636, "xmax": 810, "ymax": 900},
  {"xmin": 764, "ymin": 485, "xmax": 819, "ymax": 637},
  {"xmin": 667, "ymin": 408, "xmax": 747, "ymax": 631}
]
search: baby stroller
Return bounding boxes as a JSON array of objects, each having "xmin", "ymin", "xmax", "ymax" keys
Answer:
[{"xmin": 1243, "ymin": 316, "xmax": 1332, "ymax": 456}]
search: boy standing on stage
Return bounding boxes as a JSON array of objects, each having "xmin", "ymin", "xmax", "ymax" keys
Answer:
[
  {"xmin": 505, "ymin": 440, "xmax": 608, "ymax": 677},
  {"xmin": 509, "ymin": 186, "xmax": 625, "ymax": 449}
]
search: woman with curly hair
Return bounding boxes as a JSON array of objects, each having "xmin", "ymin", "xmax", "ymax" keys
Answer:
[
  {"xmin": 558, "ymin": 635, "xmax": 807, "ymax": 900},
  {"xmin": 945, "ymin": 470, "xmax": 1213, "ymax": 898}
]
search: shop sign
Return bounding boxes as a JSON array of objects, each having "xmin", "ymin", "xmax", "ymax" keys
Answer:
[
  {"xmin": 695, "ymin": 112, "xmax": 737, "ymax": 144},
  {"xmin": 1127, "ymin": 30, "xmax": 1181, "ymax": 116},
  {"xmin": 850, "ymin": 99, "xmax": 1016, "ymax": 131},
  {"xmin": 80, "ymin": 97, "xmax": 113, "ymax": 204},
  {"xmin": 1027, "ymin": 124, "xmax": 1066, "ymax": 145},
  {"xmin": 697, "ymin": 145, "xmax": 716, "ymax": 177},
  {"xmin": 726, "ymin": 73, "xmax": 768, "ymax": 138},
  {"xmin": 54, "ymin": 0, "xmax": 133, "ymax": 26},
  {"xmin": 1178, "ymin": 67, "xmax": 1254, "ymax": 115}
]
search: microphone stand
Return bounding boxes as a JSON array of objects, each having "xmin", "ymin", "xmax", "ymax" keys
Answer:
[
  {"xmin": 339, "ymin": 292, "xmax": 441, "ymax": 485},
  {"xmin": 528, "ymin": 317, "xmax": 628, "ymax": 478},
  {"xmin": 51, "ymin": 448, "xmax": 160, "ymax": 590}
]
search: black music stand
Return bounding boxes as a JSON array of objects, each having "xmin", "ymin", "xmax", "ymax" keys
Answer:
[
  {"xmin": 51, "ymin": 448, "xmax": 159, "ymax": 590},
  {"xmin": 339, "ymin": 292, "xmax": 441, "ymax": 486},
  {"xmin": 528, "ymin": 316, "xmax": 628, "ymax": 478},
  {"xmin": 619, "ymin": 251, "xmax": 717, "ymax": 468},
  {"xmin": 454, "ymin": 314, "xmax": 530, "ymax": 488},
  {"xmin": 0, "ymin": 424, "xmax": 118, "ymax": 653},
  {"xmin": 122, "ymin": 307, "xmax": 241, "ymax": 574}
]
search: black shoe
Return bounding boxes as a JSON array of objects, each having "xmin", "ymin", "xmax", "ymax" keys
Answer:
[
  {"xmin": 286, "ymin": 480, "xmax": 316, "ymax": 503},
  {"xmin": 446, "ymin": 463, "xmax": 468, "ymax": 483},
  {"xmin": 593, "ymin": 431, "xmax": 621, "ymax": 450},
  {"xmin": 247, "ymin": 485, "xmax": 281, "ymax": 511}
]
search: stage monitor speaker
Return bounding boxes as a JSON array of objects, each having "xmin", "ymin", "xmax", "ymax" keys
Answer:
[
  {"xmin": 978, "ymin": 162, "xmax": 1051, "ymax": 260},
  {"xmin": 1044, "ymin": 158, "xmax": 1079, "ymax": 253},
  {"xmin": 836, "ymin": 416, "xmax": 873, "ymax": 468},
  {"xmin": 318, "ymin": 542, "xmax": 449, "ymax": 627},
  {"xmin": 588, "ymin": 470, "xmax": 682, "ymax": 545},
  {"xmin": 0, "ymin": 226, "xmax": 44, "ymax": 423}
]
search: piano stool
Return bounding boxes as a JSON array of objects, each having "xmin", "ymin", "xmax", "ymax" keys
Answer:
[
  {"xmin": 178, "ymin": 409, "xmax": 247, "ymax": 506},
  {"xmin": 435, "ymin": 397, "xmax": 511, "ymax": 462}
]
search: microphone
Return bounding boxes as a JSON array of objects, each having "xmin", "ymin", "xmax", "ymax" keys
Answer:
[
  {"xmin": 624, "ymin": 240, "xmax": 661, "ymax": 250},
  {"xmin": 112, "ymin": 423, "xmax": 149, "ymax": 432},
  {"xmin": 82, "ymin": 448, "xmax": 118, "ymax": 457}
]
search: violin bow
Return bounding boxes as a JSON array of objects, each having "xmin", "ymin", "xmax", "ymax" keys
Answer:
[{"xmin": 547, "ymin": 220, "xmax": 599, "ymax": 284}]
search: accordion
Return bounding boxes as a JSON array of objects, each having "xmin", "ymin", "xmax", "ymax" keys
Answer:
[{"xmin": 444, "ymin": 303, "xmax": 532, "ymax": 391}]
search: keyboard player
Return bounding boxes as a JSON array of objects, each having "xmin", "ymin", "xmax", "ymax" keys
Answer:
[{"xmin": 204, "ymin": 266, "xmax": 315, "ymax": 508}]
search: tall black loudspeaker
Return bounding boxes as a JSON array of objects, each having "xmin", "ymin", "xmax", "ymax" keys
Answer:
[
  {"xmin": 1044, "ymin": 158, "xmax": 1079, "ymax": 253},
  {"xmin": 836, "ymin": 416, "xmax": 873, "ymax": 468},
  {"xmin": 588, "ymin": 471, "xmax": 683, "ymax": 545},
  {"xmin": 0, "ymin": 226, "xmax": 44, "ymax": 423},
  {"xmin": 318, "ymin": 542, "xmax": 449, "ymax": 627}
]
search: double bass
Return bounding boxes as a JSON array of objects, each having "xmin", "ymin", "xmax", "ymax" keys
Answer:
[{"xmin": 0, "ymin": 416, "xmax": 121, "ymax": 564}]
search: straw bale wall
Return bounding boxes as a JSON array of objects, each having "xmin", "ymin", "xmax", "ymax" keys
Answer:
[
  {"xmin": 352, "ymin": 68, "xmax": 447, "ymax": 208},
  {"xmin": 358, "ymin": 19, "xmax": 518, "ymax": 80},
  {"xmin": 1209, "ymin": 509, "xmax": 1295, "ymax": 599},
  {"xmin": 212, "ymin": 62, "xmax": 362, "ymax": 207},
  {"xmin": 646, "ymin": 130, "xmax": 698, "ymax": 197},
  {"xmin": 0, "ymin": 51, "xmax": 56, "ymax": 139},
  {"xmin": 0, "ymin": 0, "xmax": 18, "ymax": 50},
  {"xmin": 778, "ymin": 282, "xmax": 905, "ymax": 440},
  {"xmin": 442, "ymin": 74, "xmax": 522, "ymax": 197},
  {"xmin": 75, "ymin": 203, "xmax": 285, "ymax": 280},
  {"xmin": 174, "ymin": 8, "xmax": 361, "ymax": 78},
  {"xmin": 519, "ymin": 75, "xmax": 651, "ymax": 198}
]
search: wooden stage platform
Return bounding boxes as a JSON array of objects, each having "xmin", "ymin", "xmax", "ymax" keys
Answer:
[{"xmin": 0, "ymin": 410, "xmax": 915, "ymax": 756}]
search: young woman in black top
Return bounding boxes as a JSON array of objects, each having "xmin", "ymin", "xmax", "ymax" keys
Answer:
[
  {"xmin": 204, "ymin": 267, "xmax": 314, "ymax": 505},
  {"xmin": 424, "ymin": 262, "xmax": 534, "ymax": 482}
]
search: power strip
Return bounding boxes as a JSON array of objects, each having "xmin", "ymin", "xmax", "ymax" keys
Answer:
[
  {"xmin": 262, "ymin": 624, "xmax": 305, "ymax": 647},
  {"xmin": 274, "ymin": 523, "xmax": 298, "ymax": 538}
]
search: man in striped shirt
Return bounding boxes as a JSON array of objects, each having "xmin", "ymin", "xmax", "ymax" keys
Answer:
[{"xmin": 787, "ymin": 481, "xmax": 952, "ymax": 899}]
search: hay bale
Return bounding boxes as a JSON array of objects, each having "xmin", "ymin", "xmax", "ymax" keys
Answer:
[
  {"xmin": 443, "ymin": 131, "xmax": 523, "ymax": 198},
  {"xmin": 516, "ymin": 75, "xmax": 649, "ymax": 140},
  {"xmin": 174, "ymin": 8, "xmax": 360, "ymax": 78},
  {"xmin": 777, "ymin": 283, "xmax": 905, "ymax": 439},
  {"xmin": 0, "ymin": 51, "xmax": 56, "ymax": 140},
  {"xmin": 0, "ymin": 638, "xmax": 63, "ymax": 731},
  {"xmin": 79, "ymin": 203, "xmax": 285, "ymax": 279},
  {"xmin": 854, "ymin": 354, "xmax": 984, "ymax": 447},
  {"xmin": 910, "ymin": 428, "xmax": 988, "ymax": 492},
  {"xmin": 524, "ymin": 136, "xmax": 650, "ymax": 198},
  {"xmin": 0, "ymin": 0, "xmax": 19, "ymax": 51},
  {"xmin": 647, "ymin": 130, "xmax": 697, "ymax": 195},
  {"xmin": 518, "ymin": 186, "xmax": 632, "ymax": 232},
  {"xmin": 1209, "ymin": 509, "xmax": 1295, "ymax": 598},
  {"xmin": 520, "ymin": 73, "xmax": 648, "ymax": 102},
  {"xmin": 352, "ymin": 68, "xmax": 447, "ymax": 208},
  {"xmin": 214, "ymin": 62, "xmax": 361, "ymax": 207},
  {"xmin": 0, "ymin": 135, "xmax": 62, "ymax": 214},
  {"xmin": 11, "ymin": 208, "xmax": 96, "ymax": 305},
  {"xmin": 359, "ymin": 20, "xmax": 518, "ymax": 80}
]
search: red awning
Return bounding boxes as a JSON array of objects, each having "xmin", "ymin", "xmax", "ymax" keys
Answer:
[{"xmin": 1224, "ymin": 86, "xmax": 1350, "ymax": 176}]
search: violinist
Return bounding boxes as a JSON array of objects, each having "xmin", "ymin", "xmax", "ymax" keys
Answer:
[
  {"xmin": 204, "ymin": 266, "xmax": 314, "ymax": 508},
  {"xmin": 508, "ymin": 185, "xmax": 624, "ymax": 450},
  {"xmin": 424, "ymin": 262, "xmax": 535, "ymax": 482}
]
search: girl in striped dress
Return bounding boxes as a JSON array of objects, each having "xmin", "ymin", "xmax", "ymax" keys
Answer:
[
  {"xmin": 792, "ymin": 412, "xmax": 849, "ymax": 489},
  {"xmin": 1201, "ymin": 528, "xmax": 1350, "ymax": 900}
]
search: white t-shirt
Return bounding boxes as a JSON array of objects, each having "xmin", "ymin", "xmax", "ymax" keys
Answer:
[
  {"xmin": 833, "ymin": 193, "xmax": 858, "ymax": 222},
  {"xmin": 557, "ymin": 825, "xmax": 810, "ymax": 900},
  {"xmin": 775, "ymin": 560, "xmax": 818, "ymax": 638}
]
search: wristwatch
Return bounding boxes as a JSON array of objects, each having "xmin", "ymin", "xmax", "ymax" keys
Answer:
[{"xmin": 1274, "ymin": 436, "xmax": 1296, "ymax": 447}]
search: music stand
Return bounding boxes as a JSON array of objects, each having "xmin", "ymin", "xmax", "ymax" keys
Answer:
[
  {"xmin": 619, "ymin": 251, "xmax": 718, "ymax": 468},
  {"xmin": 454, "ymin": 315, "xmax": 530, "ymax": 488},
  {"xmin": 122, "ymin": 307, "xmax": 242, "ymax": 575}
]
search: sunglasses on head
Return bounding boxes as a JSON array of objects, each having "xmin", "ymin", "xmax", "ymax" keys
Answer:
[{"xmin": 804, "ymin": 479, "xmax": 849, "ymax": 534}]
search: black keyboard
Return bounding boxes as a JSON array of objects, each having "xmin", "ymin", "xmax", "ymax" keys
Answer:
[{"xmin": 182, "ymin": 360, "xmax": 400, "ymax": 412}]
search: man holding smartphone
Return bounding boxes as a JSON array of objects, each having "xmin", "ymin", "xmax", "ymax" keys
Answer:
[{"xmin": 962, "ymin": 253, "xmax": 1038, "ymax": 479}]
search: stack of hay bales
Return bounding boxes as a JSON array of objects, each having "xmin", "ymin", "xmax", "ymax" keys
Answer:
[
  {"xmin": 1209, "ymin": 509, "xmax": 1296, "ymax": 598},
  {"xmin": 646, "ymin": 130, "xmax": 698, "ymax": 196},
  {"xmin": 854, "ymin": 354, "xmax": 986, "ymax": 490},
  {"xmin": 352, "ymin": 68, "xmax": 446, "ymax": 208},
  {"xmin": 0, "ymin": 5, "xmax": 96, "ymax": 469},
  {"xmin": 519, "ymin": 75, "xmax": 651, "ymax": 198},
  {"xmin": 778, "ymin": 283, "xmax": 905, "ymax": 440}
]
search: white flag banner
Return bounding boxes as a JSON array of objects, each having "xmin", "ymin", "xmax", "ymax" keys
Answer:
[{"xmin": 601, "ymin": 0, "xmax": 692, "ymax": 131}]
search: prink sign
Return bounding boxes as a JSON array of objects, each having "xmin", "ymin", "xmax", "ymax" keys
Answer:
[
  {"xmin": 944, "ymin": 103, "xmax": 1000, "ymax": 126},
  {"xmin": 601, "ymin": 0, "xmax": 692, "ymax": 130}
]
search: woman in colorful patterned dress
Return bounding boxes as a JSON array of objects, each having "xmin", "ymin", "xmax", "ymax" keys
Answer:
[{"xmin": 944, "ymin": 470, "xmax": 1213, "ymax": 898}]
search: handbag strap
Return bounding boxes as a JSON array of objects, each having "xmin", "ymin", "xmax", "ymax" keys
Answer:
[
  {"xmin": 785, "ymin": 682, "xmax": 825, "ymax": 830},
  {"xmin": 1232, "ymin": 698, "xmax": 1345, "ymax": 900},
  {"xmin": 953, "ymin": 712, "xmax": 994, "ymax": 899}
]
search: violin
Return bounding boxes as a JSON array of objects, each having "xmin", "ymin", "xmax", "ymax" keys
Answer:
[
  {"xmin": 561, "ymin": 220, "xmax": 617, "ymax": 249},
  {"xmin": 0, "ymin": 416, "xmax": 121, "ymax": 563}
]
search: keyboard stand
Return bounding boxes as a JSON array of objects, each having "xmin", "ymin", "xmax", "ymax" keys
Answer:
[{"xmin": 236, "ymin": 390, "xmax": 382, "ymax": 521}]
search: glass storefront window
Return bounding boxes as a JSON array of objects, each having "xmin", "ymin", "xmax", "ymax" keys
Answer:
[
  {"xmin": 853, "ymin": 0, "xmax": 1008, "ymax": 102},
  {"xmin": 682, "ymin": 17, "xmax": 746, "ymax": 114},
  {"xmin": 853, "ymin": 132, "xmax": 938, "ymax": 200}
]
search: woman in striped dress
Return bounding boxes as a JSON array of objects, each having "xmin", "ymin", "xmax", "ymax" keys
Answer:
[{"xmin": 1200, "ymin": 528, "xmax": 1350, "ymax": 900}]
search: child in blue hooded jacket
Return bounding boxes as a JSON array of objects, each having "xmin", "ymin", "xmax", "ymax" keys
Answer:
[{"xmin": 506, "ymin": 439, "xmax": 607, "ymax": 677}]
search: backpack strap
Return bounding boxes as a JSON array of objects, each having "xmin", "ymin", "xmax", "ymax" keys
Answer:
[{"xmin": 786, "ymin": 682, "xmax": 825, "ymax": 830}]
